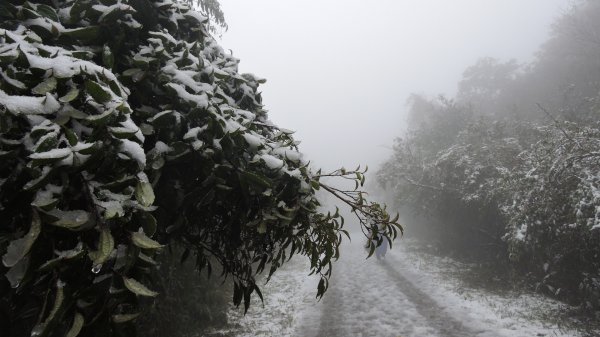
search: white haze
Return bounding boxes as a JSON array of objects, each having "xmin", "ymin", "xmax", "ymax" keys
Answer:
[{"xmin": 218, "ymin": 0, "xmax": 567, "ymax": 172}]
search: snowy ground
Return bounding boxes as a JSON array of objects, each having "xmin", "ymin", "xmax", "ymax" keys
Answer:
[{"xmin": 209, "ymin": 238, "xmax": 592, "ymax": 337}]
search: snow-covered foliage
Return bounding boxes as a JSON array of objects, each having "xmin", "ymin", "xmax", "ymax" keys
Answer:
[
  {"xmin": 0, "ymin": 1, "xmax": 401, "ymax": 336},
  {"xmin": 379, "ymin": 0, "xmax": 600, "ymax": 311},
  {"xmin": 379, "ymin": 105, "xmax": 600, "ymax": 310}
]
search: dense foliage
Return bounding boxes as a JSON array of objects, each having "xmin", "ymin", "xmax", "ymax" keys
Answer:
[
  {"xmin": 378, "ymin": 0, "xmax": 600, "ymax": 311},
  {"xmin": 0, "ymin": 1, "xmax": 401, "ymax": 336}
]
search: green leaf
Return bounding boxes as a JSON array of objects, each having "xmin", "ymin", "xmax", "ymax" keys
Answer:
[
  {"xmin": 62, "ymin": 26, "xmax": 101, "ymax": 42},
  {"xmin": 86, "ymin": 108, "xmax": 115, "ymax": 125},
  {"xmin": 31, "ymin": 281, "xmax": 65, "ymax": 337},
  {"xmin": 38, "ymin": 245, "xmax": 84, "ymax": 272},
  {"xmin": 31, "ymin": 192, "xmax": 58, "ymax": 211},
  {"xmin": 69, "ymin": 0, "xmax": 89, "ymax": 21},
  {"xmin": 137, "ymin": 211, "xmax": 157, "ymax": 237},
  {"xmin": 239, "ymin": 171, "xmax": 271, "ymax": 189},
  {"xmin": 131, "ymin": 230, "xmax": 163, "ymax": 249},
  {"xmin": 123, "ymin": 277, "xmax": 158, "ymax": 297},
  {"xmin": 35, "ymin": 4, "xmax": 59, "ymax": 22},
  {"xmin": 5, "ymin": 256, "xmax": 29, "ymax": 288},
  {"xmin": 66, "ymin": 312, "xmax": 84, "ymax": 337},
  {"xmin": 59, "ymin": 88, "xmax": 79, "ymax": 103},
  {"xmin": 135, "ymin": 181, "xmax": 155, "ymax": 207},
  {"xmin": 102, "ymin": 44, "xmax": 114, "ymax": 70},
  {"xmin": 112, "ymin": 313, "xmax": 140, "ymax": 323},
  {"xmin": 89, "ymin": 228, "xmax": 114, "ymax": 266},
  {"xmin": 109, "ymin": 126, "xmax": 138, "ymax": 139},
  {"xmin": 64, "ymin": 128, "xmax": 78, "ymax": 146},
  {"xmin": 32, "ymin": 77, "xmax": 57, "ymax": 94},
  {"xmin": 47, "ymin": 209, "xmax": 90, "ymax": 230},
  {"xmin": 2, "ymin": 209, "xmax": 41, "ymax": 267},
  {"xmin": 85, "ymin": 80, "xmax": 112, "ymax": 103}
]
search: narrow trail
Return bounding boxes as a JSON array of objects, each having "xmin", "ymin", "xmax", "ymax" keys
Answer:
[
  {"xmin": 298, "ymin": 240, "xmax": 483, "ymax": 337},
  {"xmin": 222, "ymin": 238, "xmax": 579, "ymax": 337}
]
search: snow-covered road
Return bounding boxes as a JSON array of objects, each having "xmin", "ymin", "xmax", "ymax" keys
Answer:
[{"xmin": 218, "ymin": 238, "xmax": 584, "ymax": 337}]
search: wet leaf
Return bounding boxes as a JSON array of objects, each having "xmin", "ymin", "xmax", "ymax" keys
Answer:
[
  {"xmin": 131, "ymin": 230, "xmax": 163, "ymax": 249},
  {"xmin": 89, "ymin": 228, "xmax": 114, "ymax": 265},
  {"xmin": 47, "ymin": 209, "xmax": 90, "ymax": 230},
  {"xmin": 123, "ymin": 277, "xmax": 158, "ymax": 297},
  {"xmin": 135, "ymin": 181, "xmax": 155, "ymax": 207},
  {"xmin": 112, "ymin": 313, "xmax": 140, "ymax": 323},
  {"xmin": 31, "ymin": 281, "xmax": 65, "ymax": 336},
  {"xmin": 2, "ymin": 209, "xmax": 41, "ymax": 267},
  {"xmin": 66, "ymin": 312, "xmax": 84, "ymax": 337},
  {"xmin": 5, "ymin": 256, "xmax": 29, "ymax": 288}
]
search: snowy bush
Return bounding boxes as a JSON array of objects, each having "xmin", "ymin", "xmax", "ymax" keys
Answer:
[
  {"xmin": 0, "ymin": 1, "xmax": 401, "ymax": 336},
  {"xmin": 379, "ymin": 112, "xmax": 600, "ymax": 309},
  {"xmin": 503, "ymin": 124, "xmax": 600, "ymax": 307}
]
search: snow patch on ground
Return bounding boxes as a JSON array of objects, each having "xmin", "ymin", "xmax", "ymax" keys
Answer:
[{"xmin": 208, "ymin": 238, "xmax": 591, "ymax": 337}]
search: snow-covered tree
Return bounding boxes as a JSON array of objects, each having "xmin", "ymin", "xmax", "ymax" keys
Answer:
[{"xmin": 0, "ymin": 1, "xmax": 401, "ymax": 336}]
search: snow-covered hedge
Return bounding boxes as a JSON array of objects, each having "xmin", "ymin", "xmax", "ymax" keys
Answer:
[{"xmin": 0, "ymin": 1, "xmax": 402, "ymax": 336}]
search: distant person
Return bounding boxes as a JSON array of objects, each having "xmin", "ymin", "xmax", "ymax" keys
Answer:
[
  {"xmin": 375, "ymin": 234, "xmax": 388, "ymax": 260},
  {"xmin": 366, "ymin": 227, "xmax": 388, "ymax": 260}
]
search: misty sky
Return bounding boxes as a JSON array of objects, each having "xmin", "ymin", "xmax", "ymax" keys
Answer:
[{"xmin": 218, "ymin": 0, "xmax": 568, "ymax": 172}]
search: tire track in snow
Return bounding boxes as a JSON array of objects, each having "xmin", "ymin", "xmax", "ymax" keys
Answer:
[{"xmin": 381, "ymin": 256, "xmax": 479, "ymax": 337}]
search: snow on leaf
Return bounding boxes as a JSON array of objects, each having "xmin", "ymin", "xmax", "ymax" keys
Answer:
[
  {"xmin": 0, "ymin": 89, "xmax": 60, "ymax": 115},
  {"xmin": 120, "ymin": 139, "xmax": 146, "ymax": 168},
  {"xmin": 47, "ymin": 209, "xmax": 90, "ymax": 230},
  {"xmin": 85, "ymin": 79, "xmax": 112, "ymax": 103}
]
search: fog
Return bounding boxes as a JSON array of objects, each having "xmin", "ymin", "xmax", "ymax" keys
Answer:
[{"xmin": 218, "ymin": 0, "xmax": 566, "ymax": 171}]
